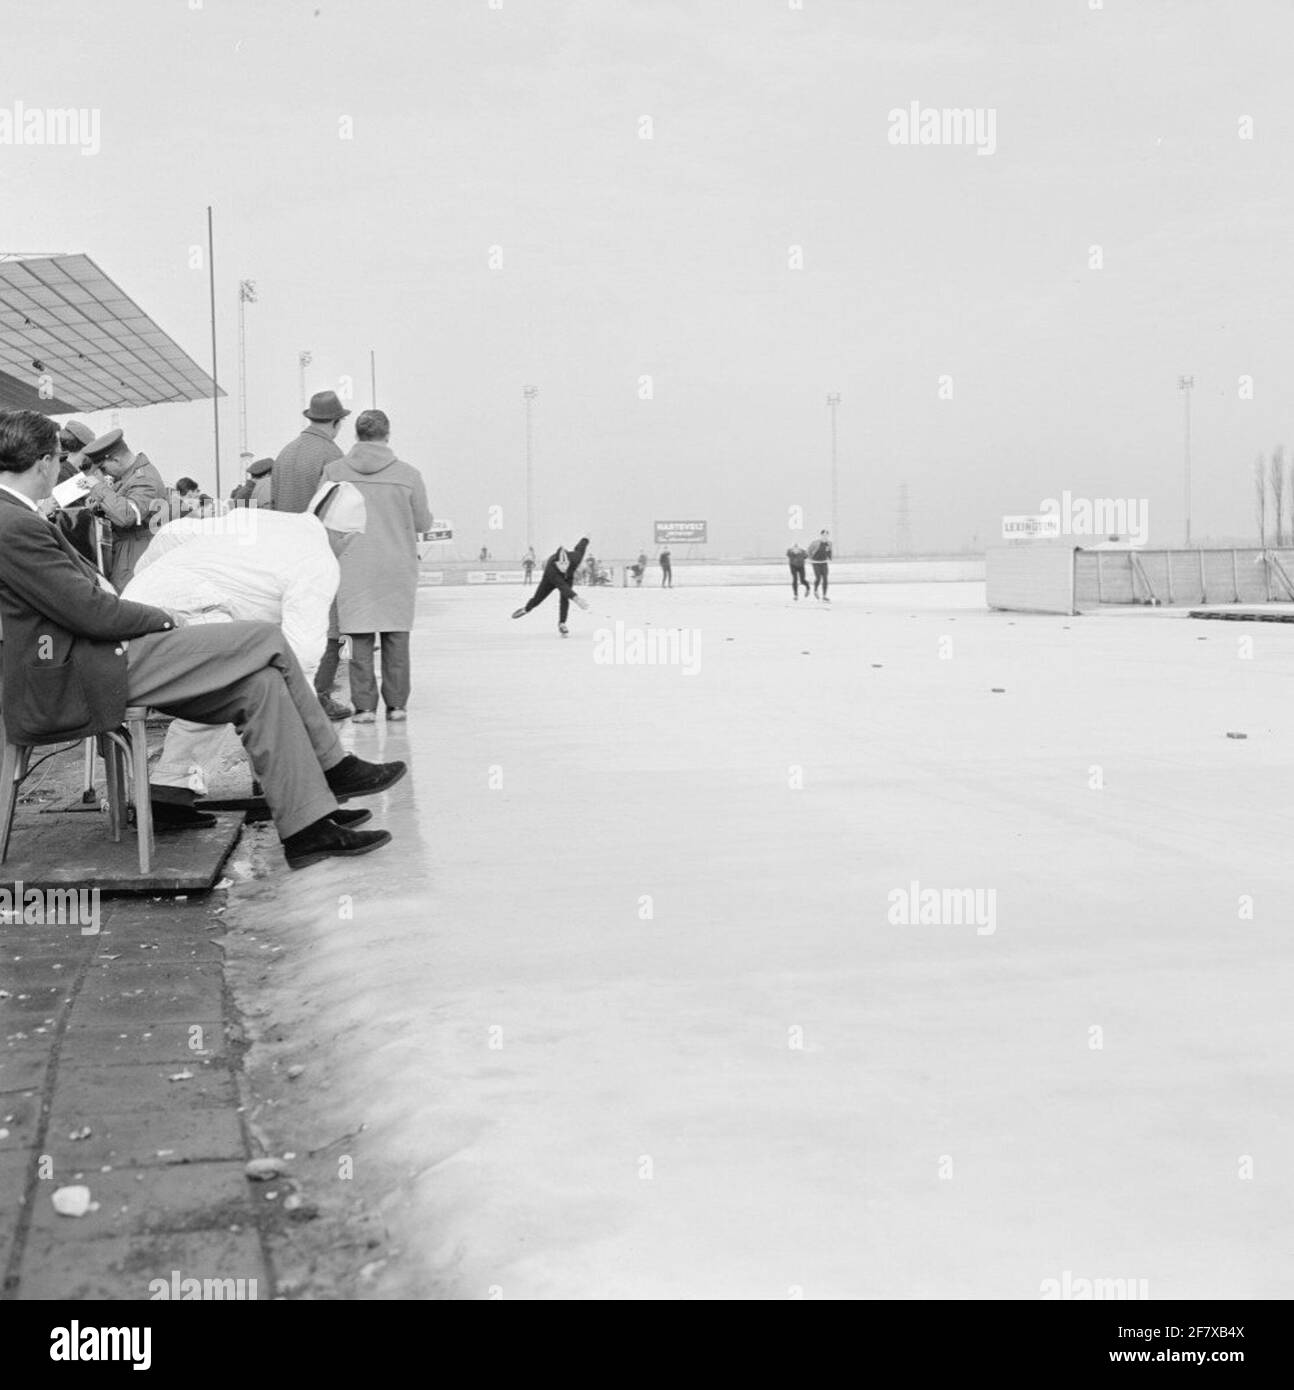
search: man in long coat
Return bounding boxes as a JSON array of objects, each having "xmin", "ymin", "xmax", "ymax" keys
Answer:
[
  {"xmin": 273, "ymin": 391, "xmax": 352, "ymax": 716},
  {"xmin": 323, "ymin": 410, "xmax": 431, "ymax": 722},
  {"xmin": 80, "ymin": 428, "xmax": 168, "ymax": 590}
]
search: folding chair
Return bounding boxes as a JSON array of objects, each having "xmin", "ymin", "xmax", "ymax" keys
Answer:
[{"xmin": 0, "ymin": 708, "xmax": 155, "ymax": 874}]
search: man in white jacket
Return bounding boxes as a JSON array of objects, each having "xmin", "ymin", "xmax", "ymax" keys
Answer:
[{"xmin": 123, "ymin": 481, "xmax": 368, "ymax": 827}]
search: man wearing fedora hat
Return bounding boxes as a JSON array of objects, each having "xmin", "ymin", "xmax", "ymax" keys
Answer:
[
  {"xmin": 80, "ymin": 427, "xmax": 168, "ymax": 590},
  {"xmin": 273, "ymin": 392, "xmax": 354, "ymax": 719},
  {"xmin": 272, "ymin": 391, "xmax": 350, "ymax": 514}
]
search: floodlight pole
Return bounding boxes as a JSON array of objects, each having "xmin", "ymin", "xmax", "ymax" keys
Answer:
[
  {"xmin": 1178, "ymin": 374, "xmax": 1194, "ymax": 547},
  {"xmin": 207, "ymin": 207, "xmax": 221, "ymax": 497},
  {"xmin": 237, "ymin": 279, "xmax": 256, "ymax": 461},
  {"xmin": 827, "ymin": 392, "xmax": 841, "ymax": 554},
  {"xmin": 523, "ymin": 385, "xmax": 538, "ymax": 550}
]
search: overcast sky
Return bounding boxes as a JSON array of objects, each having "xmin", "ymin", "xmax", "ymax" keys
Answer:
[{"xmin": 3, "ymin": 0, "xmax": 1293, "ymax": 556}]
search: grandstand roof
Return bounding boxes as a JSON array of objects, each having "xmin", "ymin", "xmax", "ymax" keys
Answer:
[{"xmin": 0, "ymin": 253, "xmax": 222, "ymax": 414}]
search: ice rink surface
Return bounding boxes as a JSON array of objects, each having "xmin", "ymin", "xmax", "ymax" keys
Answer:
[{"xmin": 235, "ymin": 581, "xmax": 1294, "ymax": 1299}]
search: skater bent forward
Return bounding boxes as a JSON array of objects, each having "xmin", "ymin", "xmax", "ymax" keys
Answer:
[{"xmin": 512, "ymin": 537, "xmax": 591, "ymax": 634}]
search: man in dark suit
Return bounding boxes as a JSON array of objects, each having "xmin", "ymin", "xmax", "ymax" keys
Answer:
[{"xmin": 0, "ymin": 410, "xmax": 405, "ymax": 870}]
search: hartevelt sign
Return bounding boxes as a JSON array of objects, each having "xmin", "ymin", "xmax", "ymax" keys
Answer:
[{"xmin": 654, "ymin": 520, "xmax": 707, "ymax": 545}]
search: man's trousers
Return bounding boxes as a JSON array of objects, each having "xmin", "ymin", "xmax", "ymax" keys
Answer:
[
  {"xmin": 127, "ymin": 621, "xmax": 343, "ymax": 838},
  {"xmin": 312, "ymin": 601, "xmax": 343, "ymax": 697},
  {"xmin": 523, "ymin": 575, "xmax": 572, "ymax": 624},
  {"xmin": 347, "ymin": 631, "xmax": 411, "ymax": 713}
]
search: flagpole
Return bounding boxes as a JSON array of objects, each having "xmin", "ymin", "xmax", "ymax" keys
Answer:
[{"xmin": 206, "ymin": 205, "xmax": 221, "ymax": 497}]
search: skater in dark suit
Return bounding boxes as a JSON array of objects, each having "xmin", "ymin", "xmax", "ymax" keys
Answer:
[
  {"xmin": 807, "ymin": 530, "xmax": 832, "ymax": 600},
  {"xmin": 511, "ymin": 537, "xmax": 591, "ymax": 635},
  {"xmin": 787, "ymin": 542, "xmax": 810, "ymax": 598}
]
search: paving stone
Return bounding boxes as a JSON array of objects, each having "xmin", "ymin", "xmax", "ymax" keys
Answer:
[
  {"xmin": 0, "ymin": 983, "xmax": 71, "ymax": 1027},
  {"xmin": 27, "ymin": 1159, "xmax": 254, "ymax": 1243},
  {"xmin": 42, "ymin": 1063, "xmax": 243, "ymax": 1168},
  {"xmin": 59, "ymin": 1020, "xmax": 228, "ymax": 1066},
  {"xmin": 17, "ymin": 1227, "xmax": 267, "ymax": 1301},
  {"xmin": 0, "ymin": 1147, "xmax": 33, "ymax": 1274},
  {"xmin": 0, "ymin": 1088, "xmax": 41, "ymax": 1151},
  {"xmin": 73, "ymin": 962, "xmax": 225, "ymax": 1026},
  {"xmin": 0, "ymin": 1045, "xmax": 50, "ymax": 1094}
]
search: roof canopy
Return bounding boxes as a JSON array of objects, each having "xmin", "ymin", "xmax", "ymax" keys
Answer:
[{"xmin": 0, "ymin": 253, "xmax": 223, "ymax": 414}]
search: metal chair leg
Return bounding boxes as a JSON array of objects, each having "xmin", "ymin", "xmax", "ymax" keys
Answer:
[
  {"xmin": 82, "ymin": 736, "xmax": 97, "ymax": 804},
  {"xmin": 0, "ymin": 740, "xmax": 32, "ymax": 864},
  {"xmin": 127, "ymin": 713, "xmax": 153, "ymax": 875},
  {"xmin": 101, "ymin": 732, "xmax": 123, "ymax": 842}
]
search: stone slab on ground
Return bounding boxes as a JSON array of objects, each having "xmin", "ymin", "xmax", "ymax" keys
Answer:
[
  {"xmin": 2, "ymin": 810, "xmax": 244, "ymax": 892},
  {"xmin": 1, "ymin": 885, "xmax": 273, "ymax": 1300}
]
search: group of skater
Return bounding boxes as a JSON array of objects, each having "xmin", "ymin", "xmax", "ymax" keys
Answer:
[
  {"xmin": 513, "ymin": 529, "xmax": 835, "ymax": 636},
  {"xmin": 788, "ymin": 530, "xmax": 833, "ymax": 600}
]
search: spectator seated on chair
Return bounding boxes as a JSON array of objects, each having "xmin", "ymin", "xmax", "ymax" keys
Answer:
[
  {"xmin": 122, "ymin": 479, "xmax": 368, "ymax": 823},
  {"xmin": 0, "ymin": 409, "xmax": 407, "ymax": 871}
]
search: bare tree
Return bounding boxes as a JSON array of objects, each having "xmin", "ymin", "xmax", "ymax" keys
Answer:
[
  {"xmin": 1271, "ymin": 447, "xmax": 1286, "ymax": 546},
  {"xmin": 1287, "ymin": 449, "xmax": 1294, "ymax": 547},
  {"xmin": 1255, "ymin": 453, "xmax": 1267, "ymax": 545}
]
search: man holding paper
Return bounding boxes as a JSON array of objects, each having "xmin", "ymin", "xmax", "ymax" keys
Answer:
[{"xmin": 80, "ymin": 428, "xmax": 168, "ymax": 590}]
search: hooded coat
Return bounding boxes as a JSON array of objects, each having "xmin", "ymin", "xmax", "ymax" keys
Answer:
[{"xmin": 323, "ymin": 441, "xmax": 432, "ymax": 632}]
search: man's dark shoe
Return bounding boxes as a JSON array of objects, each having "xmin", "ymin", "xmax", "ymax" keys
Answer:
[
  {"xmin": 282, "ymin": 818, "xmax": 392, "ymax": 870},
  {"xmin": 324, "ymin": 753, "xmax": 408, "ymax": 803},
  {"xmin": 329, "ymin": 806, "xmax": 372, "ymax": 828},
  {"xmin": 150, "ymin": 801, "xmax": 218, "ymax": 831},
  {"xmin": 319, "ymin": 694, "xmax": 354, "ymax": 722}
]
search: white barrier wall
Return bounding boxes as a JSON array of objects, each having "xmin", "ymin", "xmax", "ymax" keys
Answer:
[
  {"xmin": 1073, "ymin": 548, "xmax": 1294, "ymax": 606},
  {"xmin": 420, "ymin": 559, "xmax": 985, "ymax": 588},
  {"xmin": 985, "ymin": 543, "xmax": 1077, "ymax": 614}
]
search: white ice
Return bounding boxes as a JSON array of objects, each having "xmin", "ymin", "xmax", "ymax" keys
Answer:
[{"xmin": 231, "ymin": 581, "xmax": 1294, "ymax": 1299}]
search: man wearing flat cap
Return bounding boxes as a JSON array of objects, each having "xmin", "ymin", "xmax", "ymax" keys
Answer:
[
  {"xmin": 271, "ymin": 390, "xmax": 350, "ymax": 514},
  {"xmin": 56, "ymin": 419, "xmax": 96, "ymax": 484},
  {"xmin": 230, "ymin": 456, "xmax": 274, "ymax": 508},
  {"xmin": 81, "ymin": 427, "xmax": 168, "ymax": 590},
  {"xmin": 248, "ymin": 456, "xmax": 274, "ymax": 508}
]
